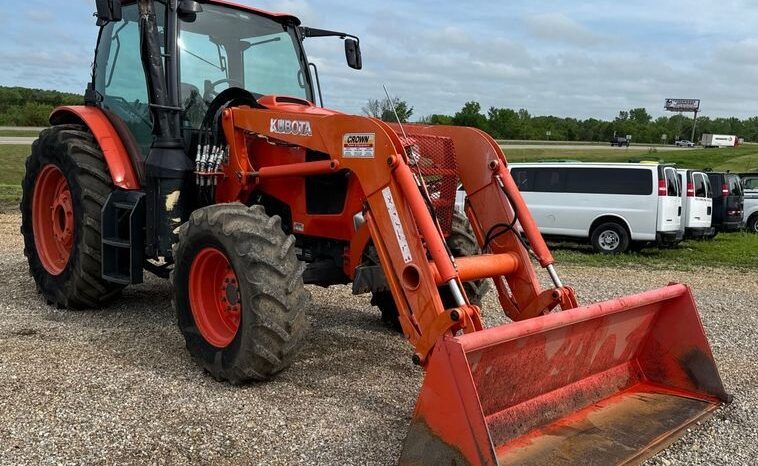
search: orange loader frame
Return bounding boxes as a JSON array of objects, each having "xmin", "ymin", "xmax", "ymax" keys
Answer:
[
  {"xmin": 217, "ymin": 102, "xmax": 576, "ymax": 362},
  {"xmin": 207, "ymin": 101, "xmax": 730, "ymax": 464}
]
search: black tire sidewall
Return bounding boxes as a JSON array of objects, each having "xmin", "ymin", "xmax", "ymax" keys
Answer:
[
  {"xmin": 591, "ymin": 222, "xmax": 630, "ymax": 254},
  {"xmin": 21, "ymin": 134, "xmax": 86, "ymax": 304},
  {"xmin": 173, "ymin": 230, "xmax": 247, "ymax": 371}
]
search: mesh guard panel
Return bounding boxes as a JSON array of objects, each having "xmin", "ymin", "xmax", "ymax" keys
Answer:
[{"xmin": 393, "ymin": 127, "xmax": 459, "ymax": 234}]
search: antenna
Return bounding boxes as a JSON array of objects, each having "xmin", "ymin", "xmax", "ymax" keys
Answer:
[
  {"xmin": 381, "ymin": 86, "xmax": 459, "ymax": 281},
  {"xmin": 383, "ymin": 84, "xmax": 409, "ymax": 142}
]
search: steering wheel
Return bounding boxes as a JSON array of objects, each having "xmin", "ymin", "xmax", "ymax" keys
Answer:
[{"xmin": 204, "ymin": 78, "xmax": 245, "ymax": 102}]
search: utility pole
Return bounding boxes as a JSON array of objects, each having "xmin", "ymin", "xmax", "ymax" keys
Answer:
[{"xmin": 690, "ymin": 109, "xmax": 698, "ymax": 142}]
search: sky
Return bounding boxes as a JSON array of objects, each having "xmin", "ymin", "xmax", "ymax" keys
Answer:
[{"xmin": 2, "ymin": 0, "xmax": 757, "ymax": 120}]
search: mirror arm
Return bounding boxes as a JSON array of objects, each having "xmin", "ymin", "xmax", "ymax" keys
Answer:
[{"xmin": 300, "ymin": 26, "xmax": 359, "ymax": 44}]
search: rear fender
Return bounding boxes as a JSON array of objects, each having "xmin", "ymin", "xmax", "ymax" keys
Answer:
[
  {"xmin": 50, "ymin": 106, "xmax": 142, "ymax": 190},
  {"xmin": 589, "ymin": 213, "xmax": 634, "ymax": 239}
]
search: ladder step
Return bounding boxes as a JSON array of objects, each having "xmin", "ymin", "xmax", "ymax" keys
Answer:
[
  {"xmin": 102, "ymin": 273, "xmax": 131, "ymax": 285},
  {"xmin": 113, "ymin": 201, "xmax": 137, "ymax": 210},
  {"xmin": 103, "ymin": 238, "xmax": 130, "ymax": 248}
]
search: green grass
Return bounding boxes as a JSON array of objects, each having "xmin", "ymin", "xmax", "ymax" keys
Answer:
[
  {"xmin": 551, "ymin": 232, "xmax": 758, "ymax": 271},
  {"xmin": 0, "ymin": 145, "xmax": 29, "ymax": 209},
  {"xmin": 503, "ymin": 145, "xmax": 758, "ymax": 172},
  {"xmin": 0, "ymin": 129, "xmax": 42, "ymax": 138}
]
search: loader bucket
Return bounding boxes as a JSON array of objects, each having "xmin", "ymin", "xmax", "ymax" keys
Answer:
[{"xmin": 400, "ymin": 284, "xmax": 730, "ymax": 466}]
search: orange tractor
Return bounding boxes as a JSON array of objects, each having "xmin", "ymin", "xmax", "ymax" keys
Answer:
[{"xmin": 22, "ymin": 0, "xmax": 729, "ymax": 464}]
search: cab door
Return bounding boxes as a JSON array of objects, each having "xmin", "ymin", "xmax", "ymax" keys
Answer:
[{"xmin": 94, "ymin": 3, "xmax": 161, "ymax": 155}]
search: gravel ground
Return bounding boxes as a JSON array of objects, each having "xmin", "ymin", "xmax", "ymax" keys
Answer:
[{"xmin": 0, "ymin": 210, "xmax": 756, "ymax": 465}]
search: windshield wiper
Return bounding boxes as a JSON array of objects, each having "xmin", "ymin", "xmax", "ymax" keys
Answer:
[
  {"xmin": 182, "ymin": 47, "xmax": 225, "ymax": 71},
  {"xmin": 241, "ymin": 37, "xmax": 281, "ymax": 51}
]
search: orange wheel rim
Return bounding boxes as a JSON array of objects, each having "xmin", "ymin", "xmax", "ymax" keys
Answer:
[
  {"xmin": 33, "ymin": 164, "xmax": 74, "ymax": 275},
  {"xmin": 189, "ymin": 247, "xmax": 242, "ymax": 348}
]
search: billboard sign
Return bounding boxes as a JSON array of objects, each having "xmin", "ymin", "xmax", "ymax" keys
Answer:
[{"xmin": 665, "ymin": 98, "xmax": 700, "ymax": 112}]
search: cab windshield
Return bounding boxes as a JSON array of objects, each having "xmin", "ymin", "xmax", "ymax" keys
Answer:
[{"xmin": 179, "ymin": 4, "xmax": 312, "ymax": 125}]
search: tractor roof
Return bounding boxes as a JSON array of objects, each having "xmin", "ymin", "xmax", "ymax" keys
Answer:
[
  {"xmin": 206, "ymin": 0, "xmax": 301, "ymax": 25},
  {"xmin": 121, "ymin": 0, "xmax": 301, "ymax": 25}
]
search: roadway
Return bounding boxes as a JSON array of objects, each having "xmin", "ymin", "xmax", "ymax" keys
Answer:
[
  {"xmin": 499, "ymin": 143, "xmax": 694, "ymax": 150},
  {"xmin": 0, "ymin": 137, "xmax": 37, "ymax": 145},
  {"xmin": 0, "ymin": 136, "xmax": 696, "ymax": 150}
]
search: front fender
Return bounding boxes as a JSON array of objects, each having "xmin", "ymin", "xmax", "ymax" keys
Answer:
[{"xmin": 50, "ymin": 106, "xmax": 141, "ymax": 190}]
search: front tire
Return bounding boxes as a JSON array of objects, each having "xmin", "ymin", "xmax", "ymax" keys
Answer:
[
  {"xmin": 172, "ymin": 204, "xmax": 310, "ymax": 383},
  {"xmin": 590, "ymin": 222, "xmax": 630, "ymax": 254},
  {"xmin": 20, "ymin": 124, "xmax": 124, "ymax": 308}
]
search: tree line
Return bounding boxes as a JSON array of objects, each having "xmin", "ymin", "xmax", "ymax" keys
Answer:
[
  {"xmin": 0, "ymin": 86, "xmax": 82, "ymax": 127},
  {"xmin": 369, "ymin": 96, "xmax": 758, "ymax": 144},
  {"xmin": 2, "ymin": 85, "xmax": 756, "ymax": 143}
]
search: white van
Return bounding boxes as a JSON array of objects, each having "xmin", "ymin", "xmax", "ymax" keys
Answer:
[
  {"xmin": 677, "ymin": 169, "xmax": 714, "ymax": 238},
  {"xmin": 504, "ymin": 163, "xmax": 683, "ymax": 253}
]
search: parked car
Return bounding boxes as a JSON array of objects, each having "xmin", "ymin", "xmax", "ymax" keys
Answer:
[
  {"xmin": 610, "ymin": 136, "xmax": 630, "ymax": 147},
  {"xmin": 677, "ymin": 169, "xmax": 714, "ymax": 238},
  {"xmin": 505, "ymin": 163, "xmax": 682, "ymax": 253},
  {"xmin": 706, "ymin": 172, "xmax": 744, "ymax": 233},
  {"xmin": 675, "ymin": 139, "xmax": 695, "ymax": 147},
  {"xmin": 739, "ymin": 172, "xmax": 758, "ymax": 232}
]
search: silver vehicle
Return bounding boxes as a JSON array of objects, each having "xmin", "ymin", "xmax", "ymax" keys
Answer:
[
  {"xmin": 675, "ymin": 139, "xmax": 695, "ymax": 147},
  {"xmin": 741, "ymin": 173, "xmax": 758, "ymax": 232}
]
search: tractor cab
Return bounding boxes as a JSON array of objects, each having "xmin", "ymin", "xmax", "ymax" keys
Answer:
[{"xmin": 90, "ymin": 0, "xmax": 359, "ymax": 155}]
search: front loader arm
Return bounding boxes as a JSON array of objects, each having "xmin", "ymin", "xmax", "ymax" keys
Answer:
[
  {"xmin": 415, "ymin": 124, "xmax": 579, "ymax": 319},
  {"xmin": 220, "ymin": 106, "xmax": 575, "ymax": 362}
]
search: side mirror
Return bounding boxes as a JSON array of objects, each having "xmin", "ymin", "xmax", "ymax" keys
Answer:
[
  {"xmin": 345, "ymin": 38, "xmax": 362, "ymax": 70},
  {"xmin": 178, "ymin": 0, "xmax": 203, "ymax": 22},
  {"xmin": 95, "ymin": 0, "xmax": 122, "ymax": 25}
]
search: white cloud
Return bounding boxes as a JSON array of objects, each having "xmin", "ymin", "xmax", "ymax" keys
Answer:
[{"xmin": 525, "ymin": 12, "xmax": 602, "ymax": 48}]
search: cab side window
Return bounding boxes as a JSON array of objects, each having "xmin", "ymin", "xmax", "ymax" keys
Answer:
[{"xmin": 95, "ymin": 4, "xmax": 163, "ymax": 154}]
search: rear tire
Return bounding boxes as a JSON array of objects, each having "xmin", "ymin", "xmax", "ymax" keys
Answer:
[
  {"xmin": 747, "ymin": 214, "xmax": 758, "ymax": 233},
  {"xmin": 590, "ymin": 222, "xmax": 630, "ymax": 254},
  {"xmin": 20, "ymin": 124, "xmax": 124, "ymax": 308},
  {"xmin": 172, "ymin": 203, "xmax": 310, "ymax": 383},
  {"xmin": 373, "ymin": 212, "xmax": 490, "ymax": 331}
]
